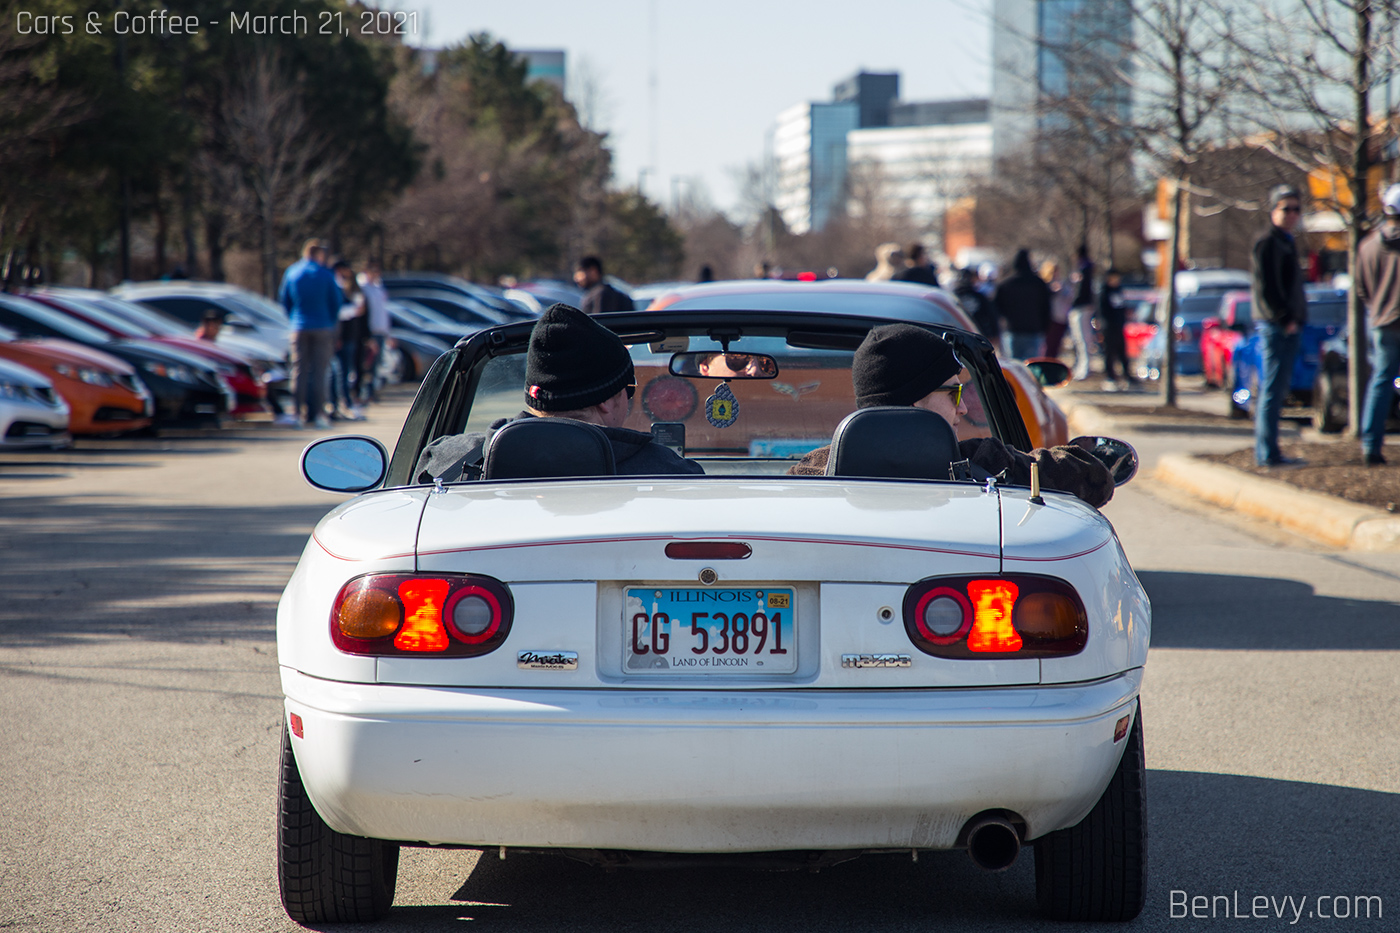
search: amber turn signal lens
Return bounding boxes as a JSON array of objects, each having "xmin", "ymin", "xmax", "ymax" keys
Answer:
[
  {"xmin": 1014, "ymin": 591, "xmax": 1081, "ymax": 640},
  {"xmin": 337, "ymin": 586, "xmax": 403, "ymax": 639}
]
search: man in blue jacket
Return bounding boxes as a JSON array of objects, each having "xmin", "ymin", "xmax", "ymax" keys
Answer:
[{"xmin": 278, "ymin": 239, "xmax": 343, "ymax": 428}]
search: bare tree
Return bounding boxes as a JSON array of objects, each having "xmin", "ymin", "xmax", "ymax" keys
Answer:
[
  {"xmin": 220, "ymin": 49, "xmax": 345, "ymax": 296},
  {"xmin": 566, "ymin": 55, "xmax": 613, "ymax": 134},
  {"xmin": 1037, "ymin": 0, "xmax": 1237, "ymax": 405},
  {"xmin": 1228, "ymin": 0, "xmax": 1400, "ymax": 435},
  {"xmin": 0, "ymin": 22, "xmax": 87, "ymax": 287}
]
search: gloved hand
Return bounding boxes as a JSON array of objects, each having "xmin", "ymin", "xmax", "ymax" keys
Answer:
[{"xmin": 1033, "ymin": 445, "xmax": 1114, "ymax": 508}]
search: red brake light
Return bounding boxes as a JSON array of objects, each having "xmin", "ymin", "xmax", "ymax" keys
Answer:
[
  {"xmin": 797, "ymin": 271, "xmax": 818, "ymax": 281},
  {"xmin": 331, "ymin": 573, "xmax": 513, "ymax": 657},
  {"xmin": 665, "ymin": 541, "xmax": 752, "ymax": 560},
  {"xmin": 966, "ymin": 580, "xmax": 1021, "ymax": 652},
  {"xmin": 395, "ymin": 579, "xmax": 451, "ymax": 652},
  {"xmin": 903, "ymin": 575, "xmax": 1086, "ymax": 658}
]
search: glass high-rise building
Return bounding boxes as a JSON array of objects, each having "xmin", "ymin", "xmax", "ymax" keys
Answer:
[{"xmin": 990, "ymin": 0, "xmax": 1132, "ymax": 160}]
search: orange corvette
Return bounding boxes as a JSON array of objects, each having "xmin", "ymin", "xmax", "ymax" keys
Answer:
[
  {"xmin": 646, "ymin": 281, "xmax": 1070, "ymax": 449},
  {"xmin": 0, "ymin": 332, "xmax": 153, "ymax": 434}
]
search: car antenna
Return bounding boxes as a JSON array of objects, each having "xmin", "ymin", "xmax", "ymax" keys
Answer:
[{"xmin": 1029, "ymin": 461, "xmax": 1044, "ymax": 505}]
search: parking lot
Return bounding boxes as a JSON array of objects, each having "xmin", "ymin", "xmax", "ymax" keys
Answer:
[{"xmin": 2, "ymin": 389, "xmax": 1398, "ymax": 932}]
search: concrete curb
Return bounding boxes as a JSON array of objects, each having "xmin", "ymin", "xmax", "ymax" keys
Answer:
[
  {"xmin": 1155, "ymin": 453, "xmax": 1400, "ymax": 550},
  {"xmin": 1063, "ymin": 400, "xmax": 1400, "ymax": 551}
]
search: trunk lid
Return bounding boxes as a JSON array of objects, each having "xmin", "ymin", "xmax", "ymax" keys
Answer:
[{"xmin": 393, "ymin": 478, "xmax": 1024, "ymax": 689}]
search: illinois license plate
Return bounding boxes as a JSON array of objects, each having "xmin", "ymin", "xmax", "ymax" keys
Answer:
[{"xmin": 624, "ymin": 587, "xmax": 796, "ymax": 673}]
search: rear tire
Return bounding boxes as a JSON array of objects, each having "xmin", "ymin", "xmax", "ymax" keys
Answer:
[
  {"xmin": 278, "ymin": 720, "xmax": 399, "ymax": 923},
  {"xmin": 1034, "ymin": 706, "xmax": 1146, "ymax": 921},
  {"xmin": 1313, "ymin": 371, "xmax": 1347, "ymax": 433}
]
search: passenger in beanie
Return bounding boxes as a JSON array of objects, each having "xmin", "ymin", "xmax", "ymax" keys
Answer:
[
  {"xmin": 790, "ymin": 324, "xmax": 1115, "ymax": 508},
  {"xmin": 413, "ymin": 304, "xmax": 702, "ymax": 482}
]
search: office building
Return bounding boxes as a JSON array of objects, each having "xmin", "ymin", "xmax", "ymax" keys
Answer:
[
  {"xmin": 774, "ymin": 101, "xmax": 860, "ymax": 235},
  {"xmin": 833, "ymin": 72, "xmax": 901, "ymax": 130},
  {"xmin": 517, "ymin": 49, "xmax": 566, "ymax": 92},
  {"xmin": 990, "ymin": 0, "xmax": 1132, "ymax": 159},
  {"xmin": 847, "ymin": 101, "xmax": 993, "ymax": 231},
  {"xmin": 772, "ymin": 72, "xmax": 992, "ymax": 236}
]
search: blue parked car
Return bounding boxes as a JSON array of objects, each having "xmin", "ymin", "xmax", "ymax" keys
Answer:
[
  {"xmin": 1134, "ymin": 293, "xmax": 1230, "ymax": 378},
  {"xmin": 1228, "ymin": 288, "xmax": 1348, "ymax": 419}
]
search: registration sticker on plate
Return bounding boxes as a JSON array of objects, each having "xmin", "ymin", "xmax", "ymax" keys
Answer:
[{"xmin": 624, "ymin": 587, "xmax": 796, "ymax": 673}]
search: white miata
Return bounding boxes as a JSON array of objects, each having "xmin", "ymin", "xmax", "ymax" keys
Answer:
[{"xmin": 277, "ymin": 295, "xmax": 1150, "ymax": 924}]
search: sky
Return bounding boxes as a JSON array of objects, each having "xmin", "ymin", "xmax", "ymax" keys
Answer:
[{"xmin": 412, "ymin": 1, "xmax": 993, "ymax": 218}]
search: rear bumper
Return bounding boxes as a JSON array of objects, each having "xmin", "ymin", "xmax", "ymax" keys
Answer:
[{"xmin": 282, "ymin": 668, "xmax": 1142, "ymax": 852}]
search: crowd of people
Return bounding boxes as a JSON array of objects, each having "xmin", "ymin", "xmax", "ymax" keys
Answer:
[
  {"xmin": 276, "ymin": 238, "xmax": 393, "ymax": 430},
  {"xmin": 870, "ymin": 240, "xmax": 1136, "ymax": 391}
]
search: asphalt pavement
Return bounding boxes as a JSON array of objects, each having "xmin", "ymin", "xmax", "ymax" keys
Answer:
[{"xmin": 1, "ymin": 386, "xmax": 1397, "ymax": 932}]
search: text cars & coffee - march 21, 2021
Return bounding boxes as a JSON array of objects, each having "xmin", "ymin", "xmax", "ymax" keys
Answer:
[{"xmin": 12, "ymin": 7, "xmax": 421, "ymax": 38}]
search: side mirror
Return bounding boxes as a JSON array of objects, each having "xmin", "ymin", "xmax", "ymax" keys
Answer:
[
  {"xmin": 1069, "ymin": 435, "xmax": 1139, "ymax": 486},
  {"xmin": 1024, "ymin": 357, "xmax": 1072, "ymax": 388},
  {"xmin": 300, "ymin": 435, "xmax": 388, "ymax": 493},
  {"xmin": 669, "ymin": 351, "xmax": 779, "ymax": 379}
]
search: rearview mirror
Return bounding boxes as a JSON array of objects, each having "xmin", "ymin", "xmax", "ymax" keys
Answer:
[
  {"xmin": 1024, "ymin": 358, "xmax": 1072, "ymax": 388},
  {"xmin": 670, "ymin": 351, "xmax": 779, "ymax": 379},
  {"xmin": 300, "ymin": 435, "xmax": 388, "ymax": 493},
  {"xmin": 1069, "ymin": 435, "xmax": 1139, "ymax": 486}
]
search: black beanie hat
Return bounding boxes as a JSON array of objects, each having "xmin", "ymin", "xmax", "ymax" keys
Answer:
[
  {"xmin": 525, "ymin": 303, "xmax": 635, "ymax": 412},
  {"xmin": 853, "ymin": 323, "xmax": 962, "ymax": 408}
]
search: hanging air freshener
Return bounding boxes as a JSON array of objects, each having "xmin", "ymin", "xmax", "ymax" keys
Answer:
[{"xmin": 704, "ymin": 382, "xmax": 739, "ymax": 428}]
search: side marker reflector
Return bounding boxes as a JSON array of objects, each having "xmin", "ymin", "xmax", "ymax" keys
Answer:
[
  {"xmin": 289, "ymin": 712, "xmax": 304, "ymax": 738},
  {"xmin": 1114, "ymin": 715, "xmax": 1131, "ymax": 743}
]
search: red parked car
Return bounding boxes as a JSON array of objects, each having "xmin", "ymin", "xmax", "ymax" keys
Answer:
[
  {"xmin": 1200, "ymin": 290, "xmax": 1251, "ymax": 388},
  {"xmin": 1117, "ymin": 288, "xmax": 1157, "ymax": 366},
  {"xmin": 26, "ymin": 289, "xmax": 270, "ymax": 417}
]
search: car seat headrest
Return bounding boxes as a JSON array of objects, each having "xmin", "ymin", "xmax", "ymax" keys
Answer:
[
  {"xmin": 825, "ymin": 406, "xmax": 961, "ymax": 480},
  {"xmin": 482, "ymin": 417, "xmax": 617, "ymax": 480}
]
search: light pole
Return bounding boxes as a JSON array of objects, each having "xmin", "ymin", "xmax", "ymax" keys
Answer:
[{"xmin": 670, "ymin": 176, "xmax": 692, "ymax": 216}]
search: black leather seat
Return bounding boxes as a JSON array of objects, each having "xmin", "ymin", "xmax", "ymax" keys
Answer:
[
  {"xmin": 824, "ymin": 406, "xmax": 961, "ymax": 480},
  {"xmin": 482, "ymin": 418, "xmax": 617, "ymax": 480}
]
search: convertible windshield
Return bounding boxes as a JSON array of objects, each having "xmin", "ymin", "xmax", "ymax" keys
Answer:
[{"xmin": 461, "ymin": 328, "xmax": 996, "ymax": 473}]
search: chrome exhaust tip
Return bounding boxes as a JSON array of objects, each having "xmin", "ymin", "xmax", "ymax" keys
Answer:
[{"xmin": 964, "ymin": 815, "xmax": 1021, "ymax": 872}]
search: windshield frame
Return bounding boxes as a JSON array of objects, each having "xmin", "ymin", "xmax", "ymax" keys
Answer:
[{"xmin": 385, "ymin": 309, "xmax": 1027, "ymax": 488}]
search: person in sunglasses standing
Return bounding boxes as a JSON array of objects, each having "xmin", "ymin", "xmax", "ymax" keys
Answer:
[
  {"xmin": 790, "ymin": 324, "xmax": 1114, "ymax": 507},
  {"xmin": 413, "ymin": 303, "xmax": 703, "ymax": 482},
  {"xmin": 1250, "ymin": 185, "xmax": 1309, "ymax": 467}
]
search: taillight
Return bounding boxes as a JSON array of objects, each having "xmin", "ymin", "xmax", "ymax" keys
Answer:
[
  {"xmin": 903, "ymin": 575, "xmax": 1086, "ymax": 658},
  {"xmin": 331, "ymin": 573, "xmax": 513, "ymax": 657}
]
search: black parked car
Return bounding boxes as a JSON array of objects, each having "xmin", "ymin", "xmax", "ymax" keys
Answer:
[
  {"xmin": 1312, "ymin": 332, "xmax": 1400, "ymax": 433},
  {"xmin": 0, "ymin": 294, "xmax": 231, "ymax": 425}
]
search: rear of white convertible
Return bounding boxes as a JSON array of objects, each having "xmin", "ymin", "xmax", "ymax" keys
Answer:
[{"xmin": 275, "ymin": 309, "xmax": 1150, "ymax": 924}]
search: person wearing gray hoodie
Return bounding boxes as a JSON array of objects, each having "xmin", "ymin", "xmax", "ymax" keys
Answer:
[{"xmin": 1354, "ymin": 184, "xmax": 1400, "ymax": 465}]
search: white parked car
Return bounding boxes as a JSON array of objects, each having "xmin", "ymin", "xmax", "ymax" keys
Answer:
[
  {"xmin": 276, "ymin": 298, "xmax": 1150, "ymax": 923},
  {"xmin": 0, "ymin": 357, "xmax": 71, "ymax": 449}
]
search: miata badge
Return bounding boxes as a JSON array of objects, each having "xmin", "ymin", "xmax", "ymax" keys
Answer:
[{"xmin": 705, "ymin": 382, "xmax": 739, "ymax": 428}]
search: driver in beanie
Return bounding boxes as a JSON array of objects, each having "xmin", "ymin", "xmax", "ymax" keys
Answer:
[
  {"xmin": 790, "ymin": 324, "xmax": 1115, "ymax": 508},
  {"xmin": 414, "ymin": 304, "xmax": 702, "ymax": 481}
]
